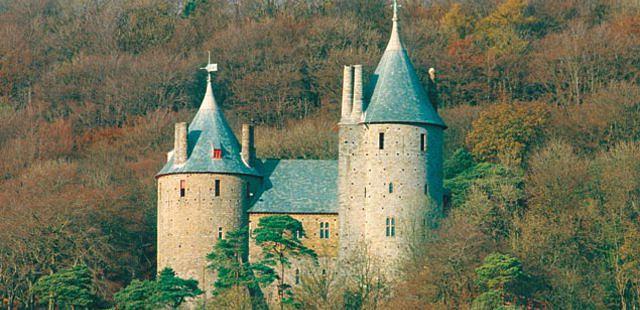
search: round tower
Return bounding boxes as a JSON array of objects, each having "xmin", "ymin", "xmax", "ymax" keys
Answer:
[
  {"xmin": 338, "ymin": 0, "xmax": 446, "ymax": 273},
  {"xmin": 156, "ymin": 63, "xmax": 261, "ymax": 295}
]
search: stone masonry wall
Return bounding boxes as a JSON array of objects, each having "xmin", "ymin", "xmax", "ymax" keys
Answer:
[
  {"xmin": 157, "ymin": 173, "xmax": 260, "ymax": 295},
  {"xmin": 337, "ymin": 124, "xmax": 366, "ymax": 258},
  {"xmin": 339, "ymin": 123, "xmax": 444, "ymax": 274}
]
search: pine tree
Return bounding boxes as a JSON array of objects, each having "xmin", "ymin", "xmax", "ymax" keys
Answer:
[
  {"xmin": 253, "ymin": 215, "xmax": 317, "ymax": 308},
  {"xmin": 151, "ymin": 267, "xmax": 203, "ymax": 309},
  {"xmin": 207, "ymin": 228, "xmax": 275, "ymax": 308},
  {"xmin": 113, "ymin": 279, "xmax": 158, "ymax": 310},
  {"xmin": 33, "ymin": 264, "xmax": 95, "ymax": 310}
]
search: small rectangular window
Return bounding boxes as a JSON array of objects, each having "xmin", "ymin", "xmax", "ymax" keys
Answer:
[
  {"xmin": 295, "ymin": 269, "xmax": 300, "ymax": 285},
  {"xmin": 378, "ymin": 132, "xmax": 385, "ymax": 150},
  {"xmin": 386, "ymin": 218, "xmax": 390, "ymax": 236},
  {"xmin": 391, "ymin": 217, "xmax": 396, "ymax": 237},
  {"xmin": 420, "ymin": 133, "xmax": 426, "ymax": 151},
  {"xmin": 212, "ymin": 148, "xmax": 222, "ymax": 159},
  {"xmin": 215, "ymin": 179, "xmax": 220, "ymax": 197},
  {"xmin": 389, "ymin": 182, "xmax": 393, "ymax": 193},
  {"xmin": 319, "ymin": 222, "xmax": 330, "ymax": 239},
  {"xmin": 386, "ymin": 217, "xmax": 396, "ymax": 237},
  {"xmin": 218, "ymin": 227, "xmax": 223, "ymax": 239},
  {"xmin": 180, "ymin": 180, "xmax": 186, "ymax": 197},
  {"xmin": 246, "ymin": 183, "xmax": 251, "ymax": 198}
]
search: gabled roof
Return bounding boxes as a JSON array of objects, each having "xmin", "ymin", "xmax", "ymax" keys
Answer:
[
  {"xmin": 249, "ymin": 160, "xmax": 337, "ymax": 214},
  {"xmin": 157, "ymin": 77, "xmax": 260, "ymax": 177},
  {"xmin": 363, "ymin": 7, "xmax": 446, "ymax": 128}
]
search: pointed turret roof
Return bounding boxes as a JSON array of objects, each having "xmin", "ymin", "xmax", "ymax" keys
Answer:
[
  {"xmin": 363, "ymin": 0, "xmax": 446, "ymax": 128},
  {"xmin": 157, "ymin": 68, "xmax": 260, "ymax": 177}
]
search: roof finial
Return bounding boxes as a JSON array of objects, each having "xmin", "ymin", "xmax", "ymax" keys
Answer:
[
  {"xmin": 386, "ymin": 0, "xmax": 403, "ymax": 51},
  {"xmin": 393, "ymin": 0, "xmax": 399, "ymax": 22},
  {"xmin": 199, "ymin": 51, "xmax": 218, "ymax": 110},
  {"xmin": 200, "ymin": 51, "xmax": 218, "ymax": 82}
]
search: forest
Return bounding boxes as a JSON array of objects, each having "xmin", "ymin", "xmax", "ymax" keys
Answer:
[{"xmin": 1, "ymin": 0, "xmax": 640, "ymax": 308}]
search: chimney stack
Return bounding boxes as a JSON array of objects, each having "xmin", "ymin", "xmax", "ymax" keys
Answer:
[
  {"xmin": 427, "ymin": 67, "xmax": 439, "ymax": 112},
  {"xmin": 241, "ymin": 123, "xmax": 255, "ymax": 167},
  {"xmin": 174, "ymin": 122, "xmax": 188, "ymax": 165},
  {"xmin": 341, "ymin": 65, "xmax": 353, "ymax": 122},
  {"xmin": 351, "ymin": 65, "xmax": 363, "ymax": 120}
]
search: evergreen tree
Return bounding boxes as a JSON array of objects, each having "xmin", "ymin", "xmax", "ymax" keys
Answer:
[
  {"xmin": 33, "ymin": 264, "xmax": 95, "ymax": 310},
  {"xmin": 253, "ymin": 215, "xmax": 317, "ymax": 308},
  {"xmin": 473, "ymin": 253, "xmax": 531, "ymax": 309},
  {"xmin": 113, "ymin": 279, "xmax": 158, "ymax": 310},
  {"xmin": 207, "ymin": 228, "xmax": 275, "ymax": 308},
  {"xmin": 114, "ymin": 268, "xmax": 202, "ymax": 309},
  {"xmin": 151, "ymin": 267, "xmax": 203, "ymax": 309}
]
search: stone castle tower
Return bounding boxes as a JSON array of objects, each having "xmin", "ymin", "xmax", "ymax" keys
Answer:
[
  {"xmin": 337, "ymin": 1, "xmax": 446, "ymax": 269},
  {"xmin": 156, "ymin": 67, "xmax": 261, "ymax": 295},
  {"xmin": 155, "ymin": 0, "xmax": 445, "ymax": 296}
]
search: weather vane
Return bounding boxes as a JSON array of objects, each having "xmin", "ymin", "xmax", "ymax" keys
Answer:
[{"xmin": 200, "ymin": 51, "xmax": 218, "ymax": 81}]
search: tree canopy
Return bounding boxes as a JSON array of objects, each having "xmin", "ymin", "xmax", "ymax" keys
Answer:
[
  {"xmin": 32, "ymin": 264, "xmax": 95, "ymax": 309},
  {"xmin": 2, "ymin": 0, "xmax": 640, "ymax": 308}
]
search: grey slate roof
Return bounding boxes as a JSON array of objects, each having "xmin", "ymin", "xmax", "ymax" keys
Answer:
[
  {"xmin": 249, "ymin": 159, "xmax": 338, "ymax": 214},
  {"xmin": 157, "ymin": 79, "xmax": 261, "ymax": 177},
  {"xmin": 363, "ymin": 16, "xmax": 446, "ymax": 128}
]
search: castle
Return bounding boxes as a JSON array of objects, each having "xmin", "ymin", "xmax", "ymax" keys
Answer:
[{"xmin": 156, "ymin": 1, "xmax": 445, "ymax": 296}]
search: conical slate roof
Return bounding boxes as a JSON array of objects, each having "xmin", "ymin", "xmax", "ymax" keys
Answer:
[
  {"xmin": 363, "ymin": 5, "xmax": 446, "ymax": 128},
  {"xmin": 157, "ymin": 76, "xmax": 261, "ymax": 177}
]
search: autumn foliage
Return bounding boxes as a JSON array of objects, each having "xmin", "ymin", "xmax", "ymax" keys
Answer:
[
  {"xmin": 1, "ymin": 0, "xmax": 640, "ymax": 308},
  {"xmin": 466, "ymin": 102, "xmax": 549, "ymax": 164}
]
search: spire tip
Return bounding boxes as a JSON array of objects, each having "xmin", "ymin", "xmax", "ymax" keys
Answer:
[{"xmin": 393, "ymin": 0, "xmax": 399, "ymax": 22}]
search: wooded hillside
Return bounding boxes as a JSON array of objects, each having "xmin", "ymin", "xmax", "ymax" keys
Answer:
[{"xmin": 2, "ymin": 0, "xmax": 640, "ymax": 308}]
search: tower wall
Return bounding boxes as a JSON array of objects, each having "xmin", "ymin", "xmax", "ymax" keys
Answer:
[
  {"xmin": 157, "ymin": 173, "xmax": 260, "ymax": 294},
  {"xmin": 337, "ymin": 123, "xmax": 366, "ymax": 257},
  {"xmin": 339, "ymin": 123, "xmax": 444, "ymax": 271}
]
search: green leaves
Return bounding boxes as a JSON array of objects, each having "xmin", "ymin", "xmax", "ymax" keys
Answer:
[
  {"xmin": 253, "ymin": 215, "xmax": 317, "ymax": 306},
  {"xmin": 472, "ymin": 253, "xmax": 532, "ymax": 309},
  {"xmin": 445, "ymin": 162, "xmax": 523, "ymax": 208},
  {"xmin": 475, "ymin": 253, "xmax": 527, "ymax": 291},
  {"xmin": 153, "ymin": 268, "xmax": 203, "ymax": 308},
  {"xmin": 113, "ymin": 279, "xmax": 158, "ymax": 310},
  {"xmin": 113, "ymin": 267, "xmax": 202, "ymax": 310},
  {"xmin": 32, "ymin": 264, "xmax": 95, "ymax": 309},
  {"xmin": 444, "ymin": 148, "xmax": 476, "ymax": 179},
  {"xmin": 253, "ymin": 215, "xmax": 318, "ymax": 266},
  {"xmin": 207, "ymin": 228, "xmax": 276, "ymax": 295}
]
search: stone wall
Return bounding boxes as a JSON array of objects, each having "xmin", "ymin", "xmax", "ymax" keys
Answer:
[
  {"xmin": 337, "ymin": 124, "xmax": 366, "ymax": 258},
  {"xmin": 339, "ymin": 122, "xmax": 444, "ymax": 273},
  {"xmin": 157, "ymin": 173, "xmax": 260, "ymax": 295}
]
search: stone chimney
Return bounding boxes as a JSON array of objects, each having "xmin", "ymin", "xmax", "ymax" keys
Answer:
[
  {"xmin": 241, "ymin": 123, "xmax": 255, "ymax": 167},
  {"xmin": 351, "ymin": 65, "xmax": 363, "ymax": 120},
  {"xmin": 341, "ymin": 65, "xmax": 353, "ymax": 122},
  {"xmin": 174, "ymin": 122, "xmax": 188, "ymax": 165},
  {"xmin": 427, "ymin": 67, "xmax": 439, "ymax": 112}
]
